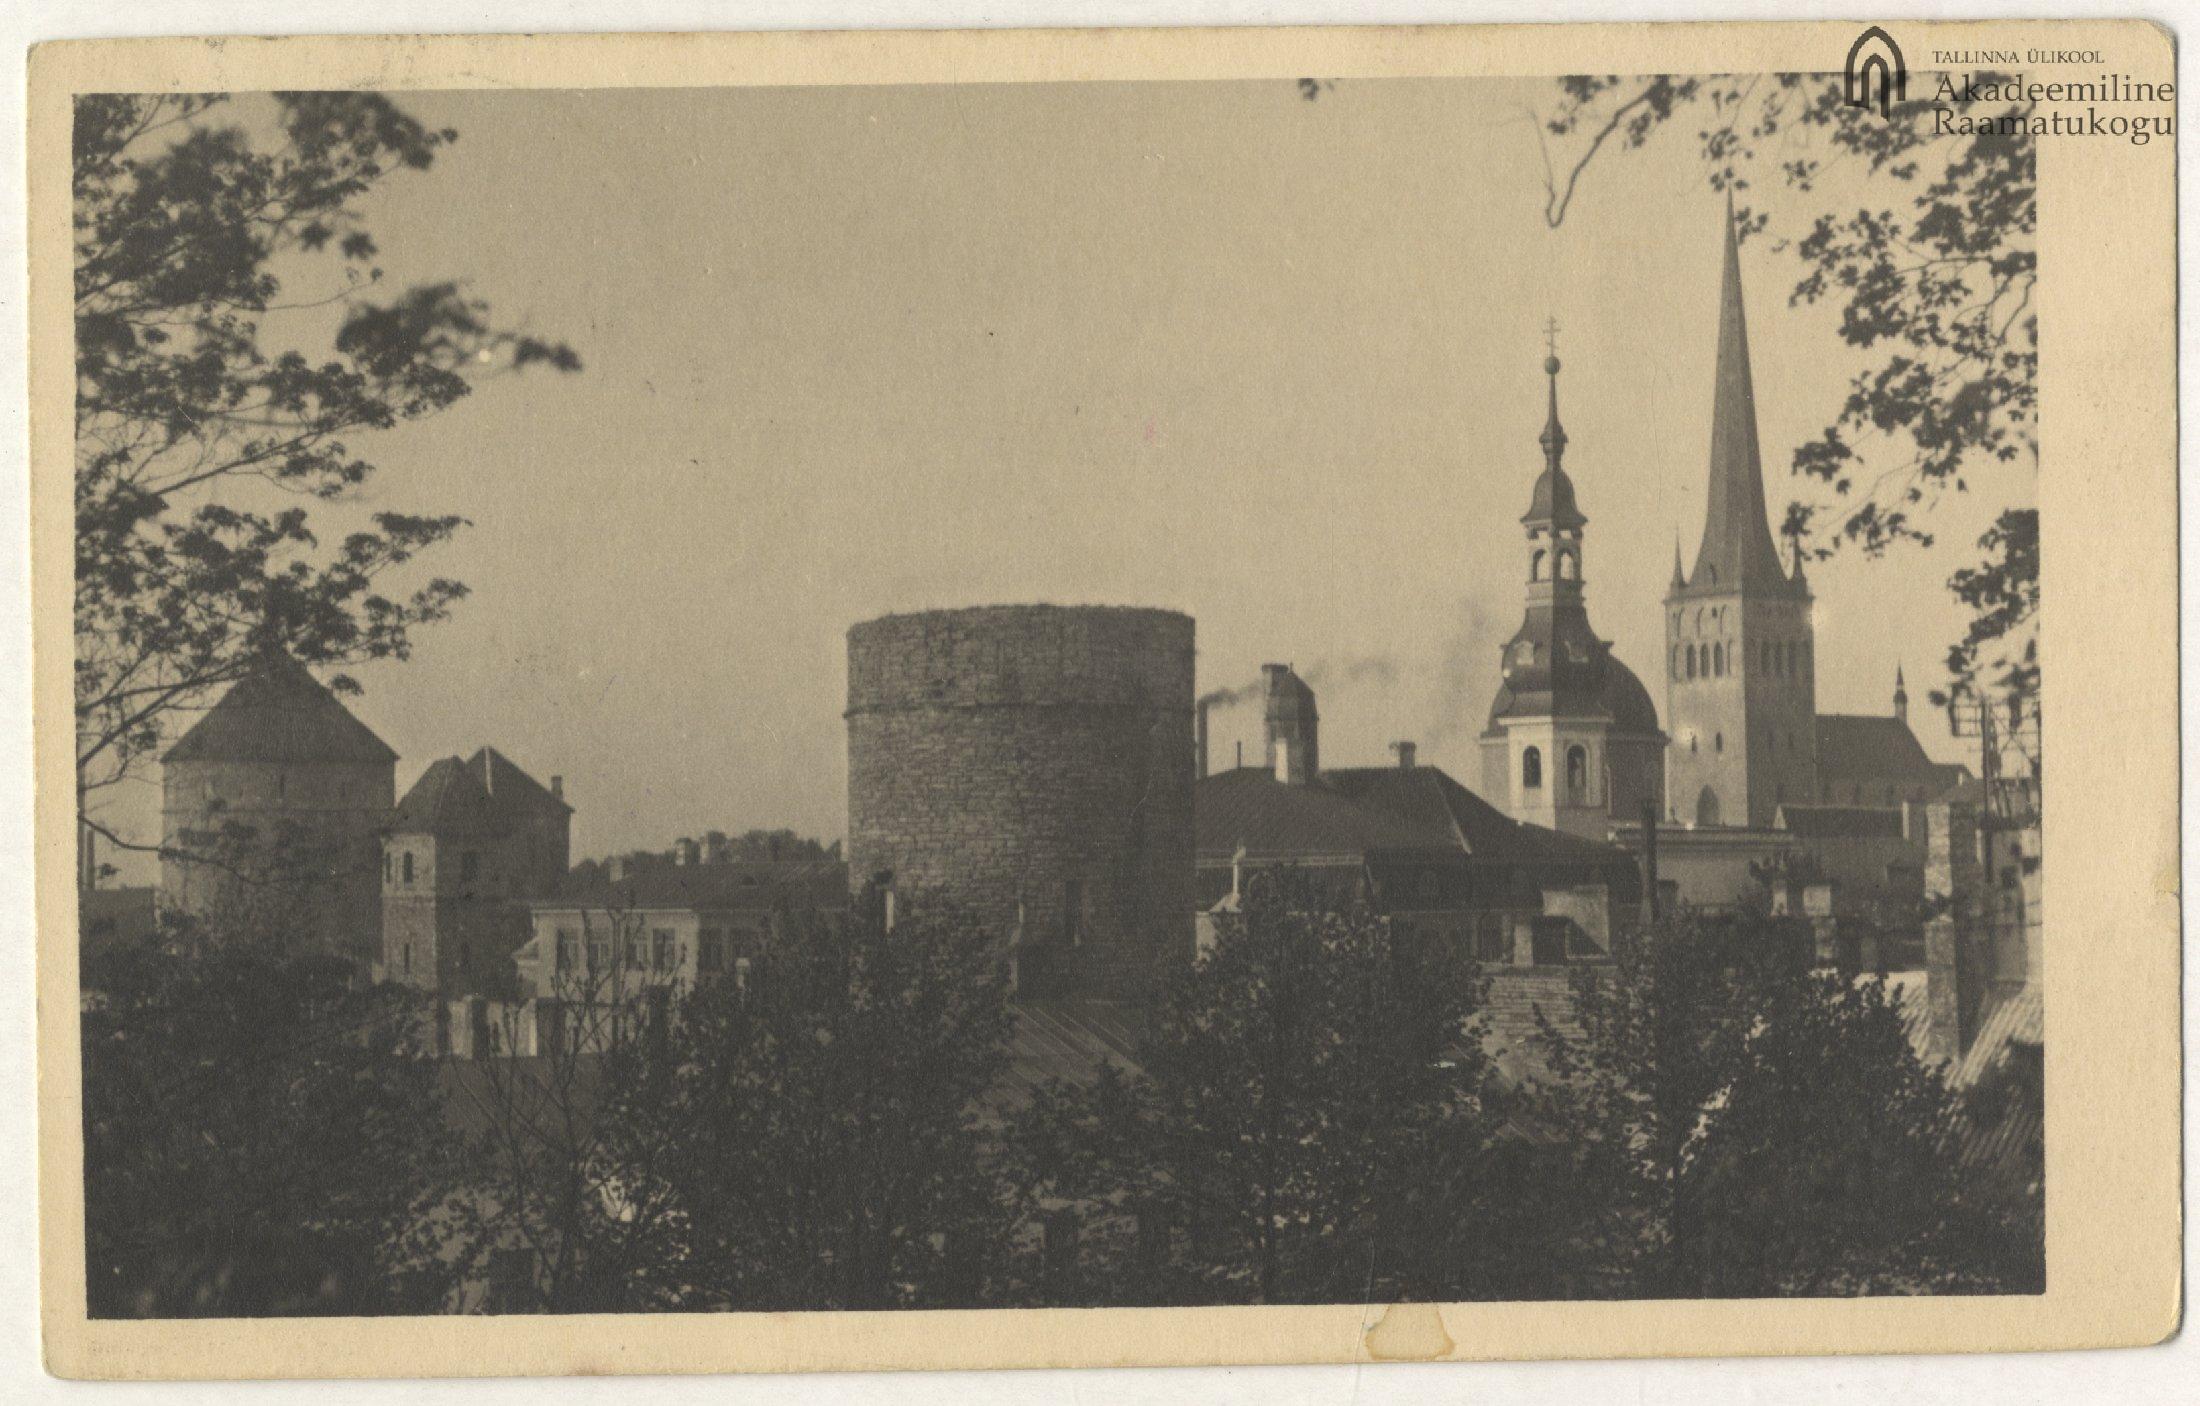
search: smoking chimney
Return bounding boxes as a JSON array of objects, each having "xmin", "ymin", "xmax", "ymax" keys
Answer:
[
  {"xmin": 1390, "ymin": 741, "xmax": 1417, "ymax": 770},
  {"xmin": 1195, "ymin": 699, "xmax": 1212, "ymax": 780},
  {"xmin": 1262, "ymin": 664, "xmax": 1319, "ymax": 786}
]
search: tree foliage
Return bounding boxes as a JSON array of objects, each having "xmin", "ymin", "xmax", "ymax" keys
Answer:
[
  {"xmin": 72, "ymin": 93, "xmax": 579, "ymax": 824},
  {"xmin": 1014, "ymin": 869, "xmax": 1537, "ymax": 1305},
  {"xmin": 81, "ymin": 923, "xmax": 462, "ymax": 1317},
  {"xmin": 465, "ymin": 888, "xmax": 1026, "ymax": 1312},
  {"xmin": 1536, "ymin": 914, "xmax": 2013, "ymax": 1295},
  {"xmin": 1540, "ymin": 73, "xmax": 2037, "ymax": 709}
]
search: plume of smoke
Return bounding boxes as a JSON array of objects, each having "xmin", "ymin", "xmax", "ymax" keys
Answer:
[
  {"xmin": 1198, "ymin": 655, "xmax": 1402, "ymax": 710},
  {"xmin": 1422, "ymin": 597, "xmax": 1503, "ymax": 746}
]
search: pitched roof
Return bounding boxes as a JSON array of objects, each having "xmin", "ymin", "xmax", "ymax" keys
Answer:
[
  {"xmin": 1196, "ymin": 764, "xmax": 1637, "ymax": 876},
  {"xmin": 532, "ymin": 860, "xmax": 849, "ymax": 914},
  {"xmin": 1680, "ymin": 197, "xmax": 1798, "ymax": 598},
  {"xmin": 162, "ymin": 655, "xmax": 397, "ymax": 766},
  {"xmin": 466, "ymin": 747, "xmax": 571, "ymax": 816},
  {"xmin": 1195, "ymin": 767, "xmax": 1462, "ymax": 860},
  {"xmin": 1775, "ymin": 804, "xmax": 1907, "ymax": 839},
  {"xmin": 390, "ymin": 757, "xmax": 494, "ymax": 833},
  {"xmin": 1814, "ymin": 714, "xmax": 1971, "ymax": 792}
]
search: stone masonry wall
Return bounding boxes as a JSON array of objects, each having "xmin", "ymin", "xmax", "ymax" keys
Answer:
[{"xmin": 846, "ymin": 605, "xmax": 1195, "ymax": 1001}]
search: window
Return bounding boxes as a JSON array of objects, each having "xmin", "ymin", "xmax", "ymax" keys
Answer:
[
  {"xmin": 587, "ymin": 935, "xmax": 608, "ymax": 972},
  {"xmin": 459, "ymin": 941, "xmax": 472, "ymax": 973},
  {"xmin": 556, "ymin": 929, "xmax": 579, "ymax": 971},
  {"xmin": 1695, "ymin": 787, "xmax": 1721, "ymax": 826},
  {"xmin": 1685, "ymin": 646, "xmax": 1698, "ymax": 680},
  {"xmin": 1556, "ymin": 551, "xmax": 1577, "ymax": 580},
  {"xmin": 1063, "ymin": 879, "xmax": 1088, "ymax": 943},
  {"xmin": 1521, "ymin": 746, "xmax": 1543, "ymax": 790},
  {"xmin": 401, "ymin": 943, "xmax": 411, "ymax": 974},
  {"xmin": 626, "ymin": 933, "xmax": 647, "ymax": 968},
  {"xmin": 461, "ymin": 851, "xmax": 481, "ymax": 883},
  {"xmin": 1714, "ymin": 731, "xmax": 1724, "ymax": 754},
  {"xmin": 1565, "ymin": 745, "xmax": 1588, "ymax": 801},
  {"xmin": 653, "ymin": 929, "xmax": 676, "ymax": 972},
  {"xmin": 384, "ymin": 853, "xmax": 393, "ymax": 883},
  {"xmin": 1714, "ymin": 643, "xmax": 1726, "ymax": 676},
  {"xmin": 401, "ymin": 852, "xmax": 414, "ymax": 885},
  {"xmin": 1475, "ymin": 912, "xmax": 1509, "ymax": 963},
  {"xmin": 1530, "ymin": 549, "xmax": 1546, "ymax": 581},
  {"xmin": 698, "ymin": 929, "xmax": 725, "ymax": 973},
  {"xmin": 733, "ymin": 956, "xmax": 752, "ymax": 993}
]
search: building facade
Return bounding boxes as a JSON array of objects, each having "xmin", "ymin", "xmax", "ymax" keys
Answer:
[
  {"xmin": 158, "ymin": 654, "xmax": 397, "ymax": 965},
  {"xmin": 1480, "ymin": 350, "xmax": 1666, "ymax": 839},
  {"xmin": 381, "ymin": 747, "xmax": 573, "ymax": 998},
  {"xmin": 845, "ymin": 604, "xmax": 1197, "ymax": 1001},
  {"xmin": 1212, "ymin": 665, "xmax": 1641, "ymax": 965}
]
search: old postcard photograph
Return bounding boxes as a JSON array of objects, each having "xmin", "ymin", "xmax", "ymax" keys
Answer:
[{"xmin": 25, "ymin": 18, "xmax": 2179, "ymax": 1378}]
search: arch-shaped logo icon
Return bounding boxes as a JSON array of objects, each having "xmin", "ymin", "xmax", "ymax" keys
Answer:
[{"xmin": 1845, "ymin": 27, "xmax": 1907, "ymax": 118}]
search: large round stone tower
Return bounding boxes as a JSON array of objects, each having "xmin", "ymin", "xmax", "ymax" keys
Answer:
[{"xmin": 845, "ymin": 604, "xmax": 1196, "ymax": 1000}]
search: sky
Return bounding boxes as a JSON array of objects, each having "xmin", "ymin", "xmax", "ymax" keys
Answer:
[{"xmin": 97, "ymin": 78, "xmax": 2029, "ymax": 875}]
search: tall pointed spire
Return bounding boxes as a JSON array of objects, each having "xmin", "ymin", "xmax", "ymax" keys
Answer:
[
  {"xmin": 1671, "ymin": 530, "xmax": 1686, "ymax": 587},
  {"xmin": 1685, "ymin": 192, "xmax": 1791, "ymax": 593}
]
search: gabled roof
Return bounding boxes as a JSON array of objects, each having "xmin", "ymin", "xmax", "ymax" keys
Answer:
[
  {"xmin": 466, "ymin": 747, "xmax": 571, "ymax": 816},
  {"xmin": 1195, "ymin": 764, "xmax": 1637, "ymax": 872},
  {"xmin": 531, "ymin": 860, "xmax": 849, "ymax": 914},
  {"xmin": 162, "ymin": 655, "xmax": 397, "ymax": 766},
  {"xmin": 1775, "ymin": 804, "xmax": 1907, "ymax": 839},
  {"xmin": 391, "ymin": 757, "xmax": 494, "ymax": 833},
  {"xmin": 391, "ymin": 747, "xmax": 570, "ymax": 836},
  {"xmin": 1815, "ymin": 714, "xmax": 1971, "ymax": 792},
  {"xmin": 1195, "ymin": 767, "xmax": 1459, "ymax": 861}
]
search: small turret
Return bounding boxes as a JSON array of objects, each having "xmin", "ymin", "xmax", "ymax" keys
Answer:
[{"xmin": 1894, "ymin": 666, "xmax": 1909, "ymax": 722}]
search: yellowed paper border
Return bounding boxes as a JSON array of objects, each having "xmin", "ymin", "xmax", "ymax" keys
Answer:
[{"xmin": 30, "ymin": 20, "xmax": 2180, "ymax": 1378}]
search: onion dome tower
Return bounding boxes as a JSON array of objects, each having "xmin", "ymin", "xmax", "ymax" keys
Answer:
[{"xmin": 1480, "ymin": 332, "xmax": 1666, "ymax": 839}]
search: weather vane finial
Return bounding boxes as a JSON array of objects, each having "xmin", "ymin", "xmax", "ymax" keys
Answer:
[{"xmin": 1543, "ymin": 315, "xmax": 1560, "ymax": 358}]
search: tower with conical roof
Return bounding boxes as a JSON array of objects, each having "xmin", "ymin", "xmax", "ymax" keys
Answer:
[
  {"xmin": 1663, "ymin": 200, "xmax": 1817, "ymax": 828},
  {"xmin": 158, "ymin": 653, "xmax": 398, "ymax": 962},
  {"xmin": 1481, "ymin": 338, "xmax": 1666, "ymax": 838}
]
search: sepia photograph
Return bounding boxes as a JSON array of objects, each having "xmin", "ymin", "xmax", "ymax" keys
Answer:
[{"xmin": 25, "ymin": 18, "xmax": 2178, "ymax": 1380}]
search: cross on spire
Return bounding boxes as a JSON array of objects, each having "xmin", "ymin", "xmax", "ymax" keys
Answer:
[{"xmin": 1542, "ymin": 315, "xmax": 1561, "ymax": 358}]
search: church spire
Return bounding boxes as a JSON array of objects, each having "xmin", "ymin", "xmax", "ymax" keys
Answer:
[
  {"xmin": 1894, "ymin": 665, "xmax": 1909, "ymax": 722},
  {"xmin": 1521, "ymin": 326, "xmax": 1585, "ymax": 531},
  {"xmin": 1684, "ymin": 192, "xmax": 1791, "ymax": 593}
]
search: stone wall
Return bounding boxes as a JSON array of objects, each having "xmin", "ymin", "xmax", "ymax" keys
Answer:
[
  {"xmin": 846, "ymin": 605, "xmax": 1195, "ymax": 1001},
  {"xmin": 159, "ymin": 756, "xmax": 392, "ymax": 964}
]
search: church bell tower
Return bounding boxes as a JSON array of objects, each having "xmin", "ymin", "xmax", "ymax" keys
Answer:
[{"xmin": 1664, "ymin": 198, "xmax": 1817, "ymax": 828}]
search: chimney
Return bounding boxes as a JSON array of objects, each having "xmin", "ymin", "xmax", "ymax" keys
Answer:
[
  {"xmin": 674, "ymin": 837, "xmax": 699, "ymax": 867},
  {"xmin": 1195, "ymin": 699, "xmax": 1212, "ymax": 780},
  {"xmin": 1390, "ymin": 740, "xmax": 1417, "ymax": 770},
  {"xmin": 1262, "ymin": 664, "xmax": 1318, "ymax": 785},
  {"xmin": 550, "ymin": 775, "xmax": 564, "ymax": 799}
]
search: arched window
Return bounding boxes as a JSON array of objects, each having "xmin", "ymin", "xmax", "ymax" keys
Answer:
[
  {"xmin": 1695, "ymin": 787, "xmax": 1721, "ymax": 826},
  {"xmin": 1686, "ymin": 646, "xmax": 1698, "ymax": 680},
  {"xmin": 1530, "ymin": 549, "xmax": 1546, "ymax": 582},
  {"xmin": 1522, "ymin": 747, "xmax": 1543, "ymax": 790},
  {"xmin": 1565, "ymin": 745, "xmax": 1588, "ymax": 801},
  {"xmin": 1713, "ymin": 643, "xmax": 1725, "ymax": 676},
  {"xmin": 401, "ymin": 852, "xmax": 414, "ymax": 885},
  {"xmin": 1557, "ymin": 552, "xmax": 1577, "ymax": 580}
]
